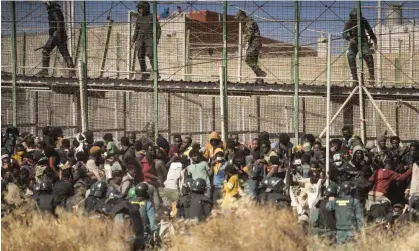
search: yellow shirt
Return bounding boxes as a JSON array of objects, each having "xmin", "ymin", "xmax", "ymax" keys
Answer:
[
  {"xmin": 224, "ymin": 174, "xmax": 239, "ymax": 197},
  {"xmin": 264, "ymin": 150, "xmax": 278, "ymax": 165}
]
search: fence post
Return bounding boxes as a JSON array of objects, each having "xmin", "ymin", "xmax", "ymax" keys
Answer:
[
  {"xmin": 409, "ymin": 19, "xmax": 415, "ymax": 83},
  {"xmin": 116, "ymin": 32, "xmax": 121, "ymax": 78},
  {"xmin": 11, "ymin": 1, "xmax": 17, "ymax": 127},
  {"xmin": 80, "ymin": 1, "xmax": 88, "ymax": 131},
  {"xmin": 376, "ymin": 0, "xmax": 382, "ymax": 87},
  {"xmin": 237, "ymin": 22, "xmax": 242, "ymax": 82},
  {"xmin": 293, "ymin": 0, "xmax": 300, "ymax": 144},
  {"xmin": 395, "ymin": 39, "xmax": 402, "ymax": 84},
  {"xmin": 100, "ymin": 18, "xmax": 114, "ymax": 78},
  {"xmin": 357, "ymin": 0, "xmax": 365, "ymax": 143},
  {"xmin": 22, "ymin": 32, "xmax": 26, "ymax": 76},
  {"xmin": 326, "ymin": 33, "xmax": 332, "ymax": 187},
  {"xmin": 221, "ymin": 0, "xmax": 228, "ymax": 142},
  {"xmin": 153, "ymin": 0, "xmax": 159, "ymax": 143}
]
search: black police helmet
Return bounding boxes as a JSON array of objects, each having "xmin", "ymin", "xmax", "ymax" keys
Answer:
[
  {"xmin": 135, "ymin": 182, "xmax": 149, "ymax": 198},
  {"xmin": 191, "ymin": 178, "xmax": 206, "ymax": 193},
  {"xmin": 91, "ymin": 181, "xmax": 108, "ymax": 198},
  {"xmin": 264, "ymin": 177, "xmax": 285, "ymax": 192},
  {"xmin": 340, "ymin": 181, "xmax": 354, "ymax": 196},
  {"xmin": 325, "ymin": 183, "xmax": 338, "ymax": 197},
  {"xmin": 39, "ymin": 180, "xmax": 53, "ymax": 193}
]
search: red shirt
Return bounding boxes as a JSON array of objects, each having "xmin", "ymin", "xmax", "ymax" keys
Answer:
[
  {"xmin": 140, "ymin": 156, "xmax": 159, "ymax": 187},
  {"xmin": 369, "ymin": 168, "xmax": 412, "ymax": 195}
]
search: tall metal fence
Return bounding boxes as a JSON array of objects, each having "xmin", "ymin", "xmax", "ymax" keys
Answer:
[{"xmin": 1, "ymin": 1, "xmax": 419, "ymax": 144}]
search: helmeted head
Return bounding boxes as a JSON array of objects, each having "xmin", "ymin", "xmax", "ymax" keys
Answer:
[
  {"xmin": 90, "ymin": 181, "xmax": 108, "ymax": 198},
  {"xmin": 191, "ymin": 178, "xmax": 206, "ymax": 194},
  {"xmin": 181, "ymin": 178, "xmax": 194, "ymax": 195},
  {"xmin": 127, "ymin": 187, "xmax": 136, "ymax": 199},
  {"xmin": 137, "ymin": 1, "xmax": 150, "ymax": 15},
  {"xmin": 135, "ymin": 182, "xmax": 149, "ymax": 198},
  {"xmin": 340, "ymin": 181, "xmax": 354, "ymax": 197},
  {"xmin": 325, "ymin": 183, "xmax": 338, "ymax": 197},
  {"xmin": 263, "ymin": 177, "xmax": 285, "ymax": 193},
  {"xmin": 39, "ymin": 179, "xmax": 53, "ymax": 194}
]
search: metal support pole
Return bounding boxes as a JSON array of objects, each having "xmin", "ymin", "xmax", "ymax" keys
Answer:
[
  {"xmin": 326, "ymin": 33, "xmax": 332, "ymax": 186},
  {"xmin": 22, "ymin": 32, "xmax": 26, "ymax": 76},
  {"xmin": 396, "ymin": 39, "xmax": 402, "ymax": 84},
  {"xmin": 11, "ymin": 1, "xmax": 17, "ymax": 127},
  {"xmin": 167, "ymin": 94, "xmax": 171, "ymax": 143},
  {"xmin": 377, "ymin": 0, "xmax": 382, "ymax": 87},
  {"xmin": 127, "ymin": 11, "xmax": 133, "ymax": 79},
  {"xmin": 221, "ymin": 0, "xmax": 228, "ymax": 142},
  {"xmin": 182, "ymin": 14, "xmax": 187, "ymax": 80},
  {"xmin": 220, "ymin": 67, "xmax": 227, "ymax": 141},
  {"xmin": 81, "ymin": 1, "xmax": 88, "ymax": 131},
  {"xmin": 319, "ymin": 86, "xmax": 359, "ymax": 138},
  {"xmin": 70, "ymin": 0, "xmax": 75, "ymax": 61},
  {"xmin": 153, "ymin": 0, "xmax": 159, "ymax": 143},
  {"xmin": 237, "ymin": 22, "xmax": 242, "ymax": 82},
  {"xmin": 123, "ymin": 92, "xmax": 127, "ymax": 136},
  {"xmin": 185, "ymin": 29, "xmax": 191, "ymax": 81},
  {"xmin": 357, "ymin": 0, "xmax": 365, "ymax": 143},
  {"xmin": 116, "ymin": 32, "xmax": 121, "ymax": 78},
  {"xmin": 362, "ymin": 86, "xmax": 397, "ymax": 136},
  {"xmin": 100, "ymin": 18, "xmax": 114, "ymax": 78},
  {"xmin": 293, "ymin": 0, "xmax": 300, "ymax": 144},
  {"xmin": 410, "ymin": 19, "xmax": 415, "ymax": 83}
]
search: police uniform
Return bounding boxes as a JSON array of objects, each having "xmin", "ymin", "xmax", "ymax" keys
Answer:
[
  {"xmin": 176, "ymin": 193, "xmax": 213, "ymax": 222},
  {"xmin": 326, "ymin": 195, "xmax": 363, "ymax": 244},
  {"xmin": 342, "ymin": 8, "xmax": 377, "ymax": 84},
  {"xmin": 37, "ymin": 2, "xmax": 75, "ymax": 77},
  {"xmin": 257, "ymin": 191, "xmax": 291, "ymax": 209},
  {"xmin": 132, "ymin": 1, "xmax": 161, "ymax": 79},
  {"xmin": 236, "ymin": 11, "xmax": 266, "ymax": 83},
  {"xmin": 311, "ymin": 198, "xmax": 336, "ymax": 243}
]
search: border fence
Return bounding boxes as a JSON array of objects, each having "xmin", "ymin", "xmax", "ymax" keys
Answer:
[{"xmin": 1, "ymin": 1, "xmax": 419, "ymax": 145}]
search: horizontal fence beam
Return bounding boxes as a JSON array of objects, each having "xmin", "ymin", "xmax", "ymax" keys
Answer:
[{"xmin": 2, "ymin": 74, "xmax": 418, "ymax": 100}]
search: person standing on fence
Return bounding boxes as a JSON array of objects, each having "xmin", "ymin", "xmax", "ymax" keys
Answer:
[
  {"xmin": 131, "ymin": 1, "xmax": 161, "ymax": 80},
  {"xmin": 342, "ymin": 8, "xmax": 377, "ymax": 86},
  {"xmin": 36, "ymin": 1, "xmax": 76, "ymax": 78},
  {"xmin": 235, "ymin": 10, "xmax": 267, "ymax": 84}
]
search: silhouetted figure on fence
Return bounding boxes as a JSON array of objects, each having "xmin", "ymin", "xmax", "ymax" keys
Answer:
[
  {"xmin": 235, "ymin": 10, "xmax": 266, "ymax": 84},
  {"xmin": 131, "ymin": 1, "xmax": 161, "ymax": 80},
  {"xmin": 342, "ymin": 8, "xmax": 377, "ymax": 86},
  {"xmin": 36, "ymin": 1, "xmax": 75, "ymax": 78}
]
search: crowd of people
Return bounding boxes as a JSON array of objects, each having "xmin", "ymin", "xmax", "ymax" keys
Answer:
[{"xmin": 1, "ymin": 122, "xmax": 419, "ymax": 249}]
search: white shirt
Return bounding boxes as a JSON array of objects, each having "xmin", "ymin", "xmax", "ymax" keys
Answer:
[{"xmin": 164, "ymin": 162, "xmax": 183, "ymax": 190}]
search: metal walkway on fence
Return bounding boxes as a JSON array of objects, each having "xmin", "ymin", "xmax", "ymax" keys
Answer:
[{"xmin": 2, "ymin": 73, "xmax": 419, "ymax": 100}]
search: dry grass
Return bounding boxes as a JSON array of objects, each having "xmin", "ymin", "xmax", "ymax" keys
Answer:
[{"xmin": 2, "ymin": 197, "xmax": 419, "ymax": 251}]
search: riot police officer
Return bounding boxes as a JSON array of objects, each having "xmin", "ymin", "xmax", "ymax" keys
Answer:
[
  {"xmin": 311, "ymin": 183, "xmax": 338, "ymax": 243},
  {"xmin": 85, "ymin": 181, "xmax": 108, "ymax": 213},
  {"xmin": 35, "ymin": 179, "xmax": 56, "ymax": 215},
  {"xmin": 326, "ymin": 181, "xmax": 363, "ymax": 244},
  {"xmin": 257, "ymin": 177, "xmax": 291, "ymax": 209},
  {"xmin": 130, "ymin": 182, "xmax": 158, "ymax": 244},
  {"xmin": 342, "ymin": 8, "xmax": 377, "ymax": 86},
  {"xmin": 176, "ymin": 178, "xmax": 213, "ymax": 222},
  {"xmin": 36, "ymin": 1, "xmax": 75, "ymax": 77}
]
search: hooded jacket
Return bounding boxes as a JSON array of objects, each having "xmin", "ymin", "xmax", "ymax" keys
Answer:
[{"xmin": 203, "ymin": 132, "xmax": 226, "ymax": 160}]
